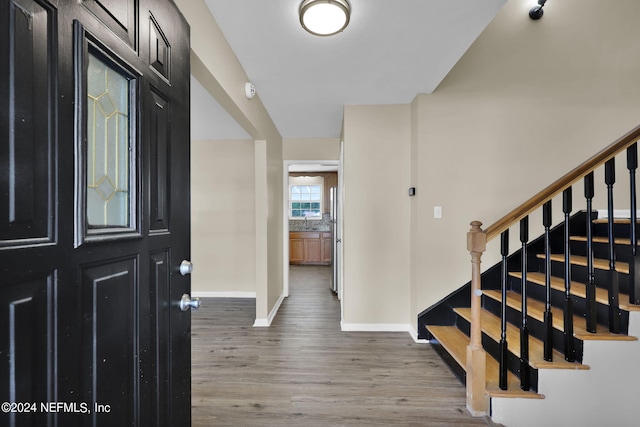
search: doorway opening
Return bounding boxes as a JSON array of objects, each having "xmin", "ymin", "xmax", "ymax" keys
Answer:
[{"xmin": 283, "ymin": 160, "xmax": 343, "ymax": 320}]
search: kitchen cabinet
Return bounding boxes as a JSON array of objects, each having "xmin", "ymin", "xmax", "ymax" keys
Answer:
[
  {"xmin": 290, "ymin": 231, "xmax": 332, "ymax": 265},
  {"xmin": 289, "ymin": 236, "xmax": 305, "ymax": 264}
]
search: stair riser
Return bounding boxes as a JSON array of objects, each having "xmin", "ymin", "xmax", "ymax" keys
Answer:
[
  {"xmin": 593, "ymin": 222, "xmax": 637, "ymax": 239},
  {"xmin": 418, "ymin": 282, "xmax": 471, "ymax": 340},
  {"xmin": 546, "ymin": 262, "xmax": 631, "ymax": 332},
  {"xmin": 570, "ymin": 239, "xmax": 635, "ymax": 264},
  {"xmin": 482, "ymin": 294, "xmax": 584, "ymax": 363},
  {"xmin": 514, "ymin": 275, "xmax": 619, "ymax": 334},
  {"xmin": 548, "ymin": 259, "xmax": 633, "ymax": 305},
  {"xmin": 429, "ymin": 339, "xmax": 467, "ymax": 385},
  {"xmin": 457, "ymin": 313, "xmax": 539, "ymax": 392}
]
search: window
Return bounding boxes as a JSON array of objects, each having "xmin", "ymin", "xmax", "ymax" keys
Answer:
[
  {"xmin": 291, "ymin": 185, "xmax": 322, "ymax": 218},
  {"xmin": 289, "ymin": 176, "xmax": 323, "ymax": 219},
  {"xmin": 86, "ymin": 51, "xmax": 132, "ymax": 228}
]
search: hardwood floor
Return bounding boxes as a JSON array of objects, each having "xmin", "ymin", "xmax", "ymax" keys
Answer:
[{"xmin": 192, "ymin": 265, "xmax": 493, "ymax": 426}]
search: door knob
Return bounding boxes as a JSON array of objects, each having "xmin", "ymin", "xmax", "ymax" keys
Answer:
[
  {"xmin": 179, "ymin": 294, "xmax": 201, "ymax": 311},
  {"xmin": 179, "ymin": 260, "xmax": 193, "ymax": 276}
]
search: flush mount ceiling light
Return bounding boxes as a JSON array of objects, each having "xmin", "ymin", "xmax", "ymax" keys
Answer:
[{"xmin": 299, "ymin": 0, "xmax": 350, "ymax": 36}]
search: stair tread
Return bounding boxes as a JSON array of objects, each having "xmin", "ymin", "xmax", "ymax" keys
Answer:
[
  {"xmin": 510, "ymin": 271, "xmax": 640, "ymax": 312},
  {"xmin": 426, "ymin": 325, "xmax": 543, "ymax": 399},
  {"xmin": 482, "ymin": 289, "xmax": 638, "ymax": 341},
  {"xmin": 537, "ymin": 253, "xmax": 629, "ymax": 274},
  {"xmin": 454, "ymin": 308, "xmax": 588, "ymax": 370},
  {"xmin": 570, "ymin": 235, "xmax": 636, "ymax": 245},
  {"xmin": 592, "ymin": 218, "xmax": 640, "ymax": 224}
]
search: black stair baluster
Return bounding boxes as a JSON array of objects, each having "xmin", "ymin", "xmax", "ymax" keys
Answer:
[
  {"xmin": 585, "ymin": 172, "xmax": 597, "ymax": 333},
  {"xmin": 499, "ymin": 230, "xmax": 509, "ymax": 390},
  {"xmin": 543, "ymin": 201, "xmax": 553, "ymax": 361},
  {"xmin": 519, "ymin": 216, "xmax": 530, "ymax": 391},
  {"xmin": 563, "ymin": 188, "xmax": 576, "ymax": 362},
  {"xmin": 605, "ymin": 158, "xmax": 621, "ymax": 333},
  {"xmin": 628, "ymin": 143, "xmax": 640, "ymax": 305}
]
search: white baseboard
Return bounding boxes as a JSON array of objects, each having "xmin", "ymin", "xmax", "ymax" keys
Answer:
[
  {"xmin": 407, "ymin": 324, "xmax": 429, "ymax": 343},
  {"xmin": 253, "ymin": 318, "xmax": 270, "ymax": 327},
  {"xmin": 253, "ymin": 292, "xmax": 286, "ymax": 328},
  {"xmin": 340, "ymin": 321, "xmax": 413, "ymax": 337},
  {"xmin": 191, "ymin": 291, "xmax": 256, "ymax": 298}
]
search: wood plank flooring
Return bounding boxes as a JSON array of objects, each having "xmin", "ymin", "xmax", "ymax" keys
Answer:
[{"xmin": 192, "ymin": 265, "xmax": 494, "ymax": 426}]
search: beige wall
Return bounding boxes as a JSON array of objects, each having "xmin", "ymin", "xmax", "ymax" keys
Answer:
[
  {"xmin": 283, "ymin": 137, "xmax": 341, "ymax": 161},
  {"xmin": 410, "ymin": 0, "xmax": 640, "ymax": 321},
  {"xmin": 191, "ymin": 139, "xmax": 256, "ymax": 294},
  {"xmin": 342, "ymin": 104, "xmax": 412, "ymax": 326}
]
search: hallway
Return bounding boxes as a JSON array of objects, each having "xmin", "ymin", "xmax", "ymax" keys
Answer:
[{"xmin": 191, "ymin": 266, "xmax": 491, "ymax": 426}]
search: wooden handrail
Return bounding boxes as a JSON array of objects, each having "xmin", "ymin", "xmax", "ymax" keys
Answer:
[{"xmin": 484, "ymin": 124, "xmax": 640, "ymax": 241}]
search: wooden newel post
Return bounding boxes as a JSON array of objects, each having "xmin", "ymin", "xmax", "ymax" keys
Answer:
[{"xmin": 466, "ymin": 221, "xmax": 489, "ymax": 416}]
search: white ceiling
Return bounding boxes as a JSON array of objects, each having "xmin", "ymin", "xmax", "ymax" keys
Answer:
[
  {"xmin": 191, "ymin": 0, "xmax": 506, "ymax": 140},
  {"xmin": 190, "ymin": 76, "xmax": 251, "ymax": 140}
]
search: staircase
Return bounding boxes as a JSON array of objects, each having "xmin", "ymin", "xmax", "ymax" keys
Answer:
[{"xmin": 417, "ymin": 126, "xmax": 640, "ymax": 426}]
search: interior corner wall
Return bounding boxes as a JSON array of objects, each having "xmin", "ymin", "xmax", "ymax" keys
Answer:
[
  {"xmin": 342, "ymin": 104, "xmax": 411, "ymax": 326},
  {"xmin": 254, "ymin": 140, "xmax": 269, "ymax": 320},
  {"xmin": 283, "ymin": 137, "xmax": 341, "ymax": 161},
  {"xmin": 266, "ymin": 138, "xmax": 284, "ymax": 315},
  {"xmin": 409, "ymin": 97, "xmax": 421, "ymax": 326},
  {"xmin": 191, "ymin": 139, "xmax": 256, "ymax": 294},
  {"xmin": 413, "ymin": 0, "xmax": 640, "ymax": 314}
]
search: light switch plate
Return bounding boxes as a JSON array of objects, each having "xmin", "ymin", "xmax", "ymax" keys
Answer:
[{"xmin": 434, "ymin": 206, "xmax": 442, "ymax": 219}]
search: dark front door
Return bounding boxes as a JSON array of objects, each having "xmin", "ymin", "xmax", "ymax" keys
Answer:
[{"xmin": 0, "ymin": 0, "xmax": 192, "ymax": 426}]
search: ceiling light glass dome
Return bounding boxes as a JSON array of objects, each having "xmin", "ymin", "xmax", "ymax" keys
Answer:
[{"xmin": 299, "ymin": 0, "xmax": 350, "ymax": 36}]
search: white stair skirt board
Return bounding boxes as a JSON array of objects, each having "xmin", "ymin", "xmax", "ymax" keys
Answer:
[
  {"xmin": 253, "ymin": 292, "xmax": 286, "ymax": 328},
  {"xmin": 491, "ymin": 311, "xmax": 640, "ymax": 427},
  {"xmin": 597, "ymin": 209, "xmax": 640, "ymax": 219},
  {"xmin": 191, "ymin": 291, "xmax": 257, "ymax": 298}
]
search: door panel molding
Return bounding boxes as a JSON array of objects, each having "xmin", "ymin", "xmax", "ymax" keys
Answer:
[
  {"xmin": 149, "ymin": 87, "xmax": 170, "ymax": 235},
  {"xmin": 148, "ymin": 249, "xmax": 171, "ymax": 426},
  {"xmin": 81, "ymin": 0, "xmax": 138, "ymax": 51},
  {"xmin": 80, "ymin": 257, "xmax": 139, "ymax": 425},
  {"xmin": 148, "ymin": 12, "xmax": 170, "ymax": 83},
  {"xmin": 0, "ymin": 273, "xmax": 57, "ymax": 427},
  {"xmin": 0, "ymin": 0, "xmax": 57, "ymax": 249}
]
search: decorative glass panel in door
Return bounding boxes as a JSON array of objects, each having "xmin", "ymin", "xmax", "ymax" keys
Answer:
[{"xmin": 86, "ymin": 52, "xmax": 131, "ymax": 228}]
